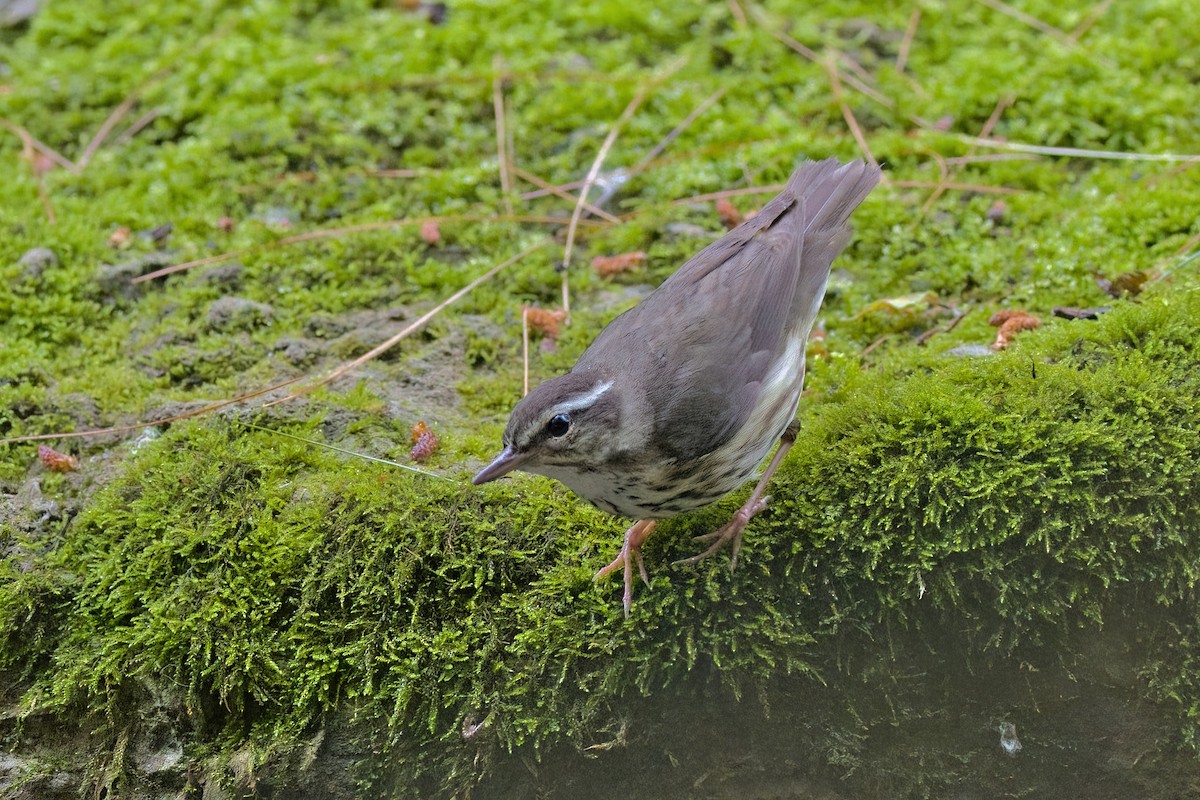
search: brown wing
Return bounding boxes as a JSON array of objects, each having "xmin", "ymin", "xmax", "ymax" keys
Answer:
[{"xmin": 575, "ymin": 158, "xmax": 881, "ymax": 461}]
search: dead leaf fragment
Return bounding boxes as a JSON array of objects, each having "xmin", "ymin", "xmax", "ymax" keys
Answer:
[
  {"xmin": 988, "ymin": 309, "xmax": 1041, "ymax": 350},
  {"xmin": 715, "ymin": 198, "xmax": 743, "ymax": 229},
  {"xmin": 853, "ymin": 292, "xmax": 939, "ymax": 319},
  {"xmin": 146, "ymin": 222, "xmax": 173, "ymax": 247},
  {"xmin": 985, "ymin": 200, "xmax": 1008, "ymax": 224},
  {"xmin": 591, "ymin": 251, "xmax": 646, "ymax": 277},
  {"xmin": 37, "ymin": 445, "xmax": 79, "ymax": 472},
  {"xmin": 524, "ymin": 306, "xmax": 568, "ymax": 338},
  {"xmin": 1096, "ymin": 269, "xmax": 1150, "ymax": 298},
  {"xmin": 108, "ymin": 226, "xmax": 132, "ymax": 248},
  {"xmin": 410, "ymin": 420, "xmax": 439, "ymax": 461},
  {"xmin": 420, "ymin": 219, "xmax": 441, "ymax": 246},
  {"xmin": 932, "ymin": 114, "xmax": 955, "ymax": 132},
  {"xmin": 1052, "ymin": 306, "xmax": 1111, "ymax": 320}
]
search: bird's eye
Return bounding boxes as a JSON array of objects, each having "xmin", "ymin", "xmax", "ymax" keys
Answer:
[{"xmin": 545, "ymin": 414, "xmax": 571, "ymax": 437}]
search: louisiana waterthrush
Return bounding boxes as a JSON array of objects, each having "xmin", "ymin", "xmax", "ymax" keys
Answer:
[{"xmin": 474, "ymin": 158, "xmax": 881, "ymax": 614}]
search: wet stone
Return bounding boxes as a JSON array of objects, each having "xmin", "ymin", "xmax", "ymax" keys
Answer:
[
  {"xmin": 943, "ymin": 344, "xmax": 996, "ymax": 358},
  {"xmin": 273, "ymin": 336, "xmax": 323, "ymax": 367},
  {"xmin": 196, "ymin": 261, "xmax": 244, "ymax": 288},
  {"xmin": 95, "ymin": 253, "xmax": 176, "ymax": 302},
  {"xmin": 304, "ymin": 314, "xmax": 350, "ymax": 339},
  {"xmin": 206, "ymin": 296, "xmax": 275, "ymax": 331},
  {"xmin": 0, "ymin": 0, "xmax": 41, "ymax": 27},
  {"xmin": 18, "ymin": 247, "xmax": 57, "ymax": 280},
  {"xmin": 96, "ymin": 260, "xmax": 145, "ymax": 300}
]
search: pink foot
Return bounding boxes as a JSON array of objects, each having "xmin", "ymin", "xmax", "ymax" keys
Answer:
[
  {"xmin": 674, "ymin": 495, "xmax": 772, "ymax": 570},
  {"xmin": 594, "ymin": 519, "xmax": 657, "ymax": 617},
  {"xmin": 675, "ymin": 422, "xmax": 797, "ymax": 572}
]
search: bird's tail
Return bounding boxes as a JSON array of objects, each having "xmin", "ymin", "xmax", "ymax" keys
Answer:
[
  {"xmin": 788, "ymin": 157, "xmax": 881, "ymax": 238},
  {"xmin": 787, "ymin": 158, "xmax": 881, "ymax": 326}
]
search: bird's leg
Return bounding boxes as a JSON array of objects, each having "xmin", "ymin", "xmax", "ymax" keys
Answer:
[
  {"xmin": 594, "ymin": 519, "xmax": 658, "ymax": 617},
  {"xmin": 675, "ymin": 421, "xmax": 799, "ymax": 570}
]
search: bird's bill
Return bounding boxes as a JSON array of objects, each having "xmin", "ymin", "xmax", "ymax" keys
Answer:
[{"xmin": 472, "ymin": 446, "xmax": 529, "ymax": 485}]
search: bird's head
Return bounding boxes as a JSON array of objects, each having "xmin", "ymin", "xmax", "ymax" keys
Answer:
[{"xmin": 472, "ymin": 371, "xmax": 627, "ymax": 485}]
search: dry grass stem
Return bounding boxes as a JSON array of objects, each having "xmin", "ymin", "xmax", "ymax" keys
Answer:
[
  {"xmin": 943, "ymin": 153, "xmax": 1040, "ymax": 166},
  {"xmin": 513, "ymin": 167, "xmax": 621, "ymax": 223},
  {"xmin": 2, "ymin": 119, "xmax": 63, "ymax": 221},
  {"xmin": 370, "ymin": 168, "xmax": 424, "ymax": 178},
  {"xmin": 861, "ymin": 333, "xmax": 892, "ymax": 357},
  {"xmin": 493, "ymin": 58, "xmax": 515, "ymax": 217},
  {"xmin": 922, "ymin": 94, "xmax": 1013, "ymax": 212},
  {"xmin": 631, "ymin": 87, "xmax": 728, "ymax": 175},
  {"xmin": 35, "ymin": 182, "xmax": 56, "ymax": 223},
  {"xmin": 520, "ymin": 136, "xmax": 786, "ymax": 200},
  {"xmin": 896, "ymin": 7, "xmax": 921, "ymax": 74},
  {"xmin": 979, "ymin": 94, "xmax": 1015, "ymax": 141},
  {"xmin": 961, "ymin": 136, "xmax": 1200, "ymax": 162},
  {"xmin": 1068, "ymin": 0, "xmax": 1115, "ymax": 42},
  {"xmin": 559, "ymin": 88, "xmax": 650, "ymax": 272},
  {"xmin": 726, "ymin": 0, "xmax": 747, "ymax": 25},
  {"xmin": 975, "ymin": 0, "xmax": 1072, "ymax": 45},
  {"xmin": 1, "ymin": 119, "xmax": 78, "ymax": 172},
  {"xmin": 755, "ymin": 12, "xmax": 896, "ymax": 110},
  {"xmin": 891, "ymin": 179, "xmax": 1022, "ymax": 195},
  {"xmin": 834, "ymin": 47, "xmax": 876, "ymax": 86},
  {"xmin": 78, "ymin": 20, "xmax": 238, "ymax": 166},
  {"xmin": 916, "ymin": 307, "xmax": 970, "ymax": 345},
  {"xmin": 664, "ymin": 183, "xmax": 784, "ymax": 208},
  {"xmin": 522, "ymin": 307, "xmax": 531, "ymax": 397},
  {"xmin": 246, "ymin": 424, "xmax": 453, "ymax": 481},
  {"xmin": 559, "ymin": 56, "xmax": 685, "ymax": 318},
  {"xmin": 826, "ymin": 56, "xmax": 878, "ymax": 168},
  {"xmin": 112, "ymin": 109, "xmax": 160, "ymax": 146},
  {"xmin": 0, "ymin": 376, "xmax": 306, "ymax": 446},
  {"xmin": 558, "ymin": 81, "xmax": 655, "ymax": 317},
  {"xmin": 918, "ymin": 150, "xmax": 951, "ymax": 213},
  {"xmin": 1175, "ymin": 231, "xmax": 1200, "ymax": 257},
  {"xmin": 248, "ymin": 168, "xmax": 426, "ymax": 187},
  {"xmin": 78, "ymin": 92, "xmax": 144, "ymax": 169},
  {"xmin": 1152, "ymin": 230, "xmax": 1200, "ymax": 281}
]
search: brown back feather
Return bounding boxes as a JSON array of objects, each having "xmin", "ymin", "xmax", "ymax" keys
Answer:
[{"xmin": 575, "ymin": 158, "xmax": 881, "ymax": 461}]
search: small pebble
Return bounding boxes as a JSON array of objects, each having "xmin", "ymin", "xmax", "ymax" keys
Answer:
[
  {"xmin": 999, "ymin": 722, "xmax": 1022, "ymax": 757},
  {"xmin": 943, "ymin": 344, "xmax": 996, "ymax": 358},
  {"xmin": 986, "ymin": 200, "xmax": 1008, "ymax": 224},
  {"xmin": 18, "ymin": 247, "xmax": 57, "ymax": 279},
  {"xmin": 206, "ymin": 296, "xmax": 275, "ymax": 331}
]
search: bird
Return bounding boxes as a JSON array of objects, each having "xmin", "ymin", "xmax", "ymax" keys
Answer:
[{"xmin": 473, "ymin": 158, "xmax": 881, "ymax": 615}]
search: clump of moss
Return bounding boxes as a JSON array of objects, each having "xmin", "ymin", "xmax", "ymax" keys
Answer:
[{"xmin": 2, "ymin": 281, "xmax": 1198, "ymax": 796}]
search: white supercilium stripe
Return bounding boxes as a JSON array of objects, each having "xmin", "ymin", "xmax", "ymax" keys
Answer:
[{"xmin": 553, "ymin": 380, "xmax": 613, "ymax": 415}]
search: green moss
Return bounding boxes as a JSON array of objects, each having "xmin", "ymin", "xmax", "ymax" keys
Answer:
[
  {"xmin": 3, "ymin": 283, "xmax": 1198, "ymax": 796},
  {"xmin": 2, "ymin": 0, "xmax": 1200, "ymax": 796}
]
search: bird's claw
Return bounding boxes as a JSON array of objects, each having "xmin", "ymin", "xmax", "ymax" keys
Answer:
[
  {"xmin": 674, "ymin": 495, "xmax": 772, "ymax": 570},
  {"xmin": 593, "ymin": 520, "xmax": 657, "ymax": 617}
]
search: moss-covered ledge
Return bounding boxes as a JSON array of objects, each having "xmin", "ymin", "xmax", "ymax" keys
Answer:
[
  {"xmin": 2, "ymin": 281, "xmax": 1198, "ymax": 797},
  {"xmin": 3, "ymin": 1, "xmax": 1200, "ymax": 795}
]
